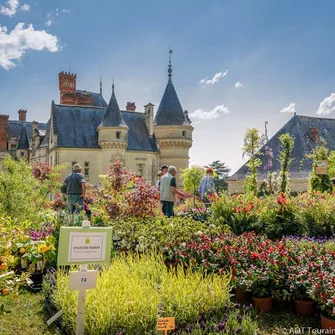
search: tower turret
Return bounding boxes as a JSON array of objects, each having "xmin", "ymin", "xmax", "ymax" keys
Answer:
[
  {"xmin": 154, "ymin": 49, "xmax": 193, "ymax": 184},
  {"xmin": 98, "ymin": 84, "xmax": 129, "ymax": 169}
]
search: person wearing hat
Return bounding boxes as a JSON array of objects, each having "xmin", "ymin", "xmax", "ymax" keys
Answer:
[
  {"xmin": 198, "ymin": 167, "xmax": 217, "ymax": 208},
  {"xmin": 63, "ymin": 163, "xmax": 86, "ymax": 214}
]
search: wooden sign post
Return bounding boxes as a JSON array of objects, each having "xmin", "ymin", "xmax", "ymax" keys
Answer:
[
  {"xmin": 57, "ymin": 221, "xmax": 112, "ymax": 335},
  {"xmin": 157, "ymin": 317, "xmax": 175, "ymax": 335},
  {"xmin": 316, "ymin": 160, "xmax": 328, "ymax": 175}
]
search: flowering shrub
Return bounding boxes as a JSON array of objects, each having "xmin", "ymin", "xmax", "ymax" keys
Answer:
[
  {"xmin": 211, "ymin": 191, "xmax": 335, "ymax": 238},
  {"xmin": 95, "ymin": 160, "xmax": 159, "ymax": 219}
]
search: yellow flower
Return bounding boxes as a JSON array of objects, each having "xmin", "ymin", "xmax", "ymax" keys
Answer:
[
  {"xmin": 2, "ymin": 288, "xmax": 9, "ymax": 295},
  {"xmin": 4, "ymin": 250, "xmax": 10, "ymax": 256},
  {"xmin": 23, "ymin": 235, "xmax": 29, "ymax": 241},
  {"xmin": 41, "ymin": 246, "xmax": 49, "ymax": 253},
  {"xmin": 0, "ymin": 263, "xmax": 8, "ymax": 271},
  {"xmin": 19, "ymin": 248, "xmax": 25, "ymax": 254}
]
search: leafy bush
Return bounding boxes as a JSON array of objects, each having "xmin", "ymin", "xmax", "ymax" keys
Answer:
[
  {"xmin": 48, "ymin": 253, "xmax": 232, "ymax": 335},
  {"xmin": 0, "ymin": 157, "xmax": 63, "ymax": 221},
  {"xmin": 95, "ymin": 160, "xmax": 159, "ymax": 219}
]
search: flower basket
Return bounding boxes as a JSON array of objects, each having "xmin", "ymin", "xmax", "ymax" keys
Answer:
[
  {"xmin": 294, "ymin": 299, "xmax": 315, "ymax": 317},
  {"xmin": 321, "ymin": 314, "xmax": 335, "ymax": 330},
  {"xmin": 253, "ymin": 296, "xmax": 273, "ymax": 313},
  {"xmin": 235, "ymin": 287, "xmax": 253, "ymax": 303}
]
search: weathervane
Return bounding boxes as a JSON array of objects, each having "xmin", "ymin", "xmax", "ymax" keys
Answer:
[{"xmin": 168, "ymin": 47, "xmax": 173, "ymax": 79}]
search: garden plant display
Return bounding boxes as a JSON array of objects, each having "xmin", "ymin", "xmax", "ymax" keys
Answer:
[{"xmin": 2, "ymin": 157, "xmax": 335, "ymax": 333}]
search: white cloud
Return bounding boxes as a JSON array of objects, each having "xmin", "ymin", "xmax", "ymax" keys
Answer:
[
  {"xmin": 235, "ymin": 81, "xmax": 243, "ymax": 88},
  {"xmin": 20, "ymin": 3, "xmax": 29, "ymax": 11},
  {"xmin": 280, "ymin": 102, "xmax": 296, "ymax": 113},
  {"xmin": 45, "ymin": 19, "xmax": 52, "ymax": 27},
  {"xmin": 199, "ymin": 69, "xmax": 228, "ymax": 86},
  {"xmin": 62, "ymin": 9, "xmax": 70, "ymax": 13},
  {"xmin": 189, "ymin": 105, "xmax": 230, "ymax": 120},
  {"xmin": 0, "ymin": 23, "xmax": 59, "ymax": 70},
  {"xmin": 0, "ymin": 0, "xmax": 19, "ymax": 16},
  {"xmin": 316, "ymin": 93, "xmax": 335, "ymax": 115}
]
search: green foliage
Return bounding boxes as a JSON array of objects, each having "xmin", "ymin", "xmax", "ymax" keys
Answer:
[
  {"xmin": 49, "ymin": 253, "xmax": 232, "ymax": 335},
  {"xmin": 278, "ymin": 133, "xmax": 294, "ymax": 193},
  {"xmin": 243, "ymin": 128, "xmax": 262, "ymax": 196},
  {"xmin": 327, "ymin": 150, "xmax": 335, "ymax": 178},
  {"xmin": 306, "ymin": 140, "xmax": 333, "ymax": 193},
  {"xmin": 111, "ymin": 216, "xmax": 230, "ymax": 253},
  {"xmin": 0, "ymin": 156, "xmax": 63, "ymax": 221},
  {"xmin": 181, "ymin": 165, "xmax": 205, "ymax": 194},
  {"xmin": 206, "ymin": 160, "xmax": 231, "ymax": 193}
]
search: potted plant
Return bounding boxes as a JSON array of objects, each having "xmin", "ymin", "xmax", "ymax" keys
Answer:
[{"xmin": 310, "ymin": 269, "xmax": 335, "ymax": 330}]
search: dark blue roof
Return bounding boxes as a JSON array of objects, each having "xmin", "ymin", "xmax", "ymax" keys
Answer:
[
  {"xmin": 229, "ymin": 115, "xmax": 335, "ymax": 181},
  {"xmin": 52, "ymin": 104, "xmax": 158, "ymax": 152},
  {"xmin": 100, "ymin": 89, "xmax": 127, "ymax": 128},
  {"xmin": 8, "ymin": 120, "xmax": 48, "ymax": 138},
  {"xmin": 17, "ymin": 125, "xmax": 30, "ymax": 150},
  {"xmin": 154, "ymin": 79, "xmax": 185, "ymax": 126},
  {"xmin": 76, "ymin": 90, "xmax": 107, "ymax": 108}
]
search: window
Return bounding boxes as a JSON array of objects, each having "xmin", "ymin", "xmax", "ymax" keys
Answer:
[
  {"xmin": 182, "ymin": 131, "xmax": 186, "ymax": 137},
  {"xmin": 85, "ymin": 162, "xmax": 89, "ymax": 167},
  {"xmin": 84, "ymin": 168, "xmax": 89, "ymax": 180},
  {"xmin": 116, "ymin": 131, "xmax": 121, "ymax": 139},
  {"xmin": 20, "ymin": 152, "xmax": 24, "ymax": 157},
  {"xmin": 138, "ymin": 164, "xmax": 144, "ymax": 177}
]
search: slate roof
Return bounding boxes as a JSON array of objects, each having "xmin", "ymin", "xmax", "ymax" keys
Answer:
[
  {"xmin": 52, "ymin": 104, "xmax": 158, "ymax": 152},
  {"xmin": 75, "ymin": 90, "xmax": 107, "ymax": 108},
  {"xmin": 229, "ymin": 115, "xmax": 335, "ymax": 181},
  {"xmin": 7, "ymin": 120, "xmax": 48, "ymax": 138},
  {"xmin": 17, "ymin": 125, "xmax": 30, "ymax": 150},
  {"xmin": 100, "ymin": 88, "xmax": 127, "ymax": 128},
  {"xmin": 154, "ymin": 78, "xmax": 186, "ymax": 126}
]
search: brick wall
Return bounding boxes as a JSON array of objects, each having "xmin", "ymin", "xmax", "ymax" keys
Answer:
[{"xmin": 0, "ymin": 115, "xmax": 9, "ymax": 150}]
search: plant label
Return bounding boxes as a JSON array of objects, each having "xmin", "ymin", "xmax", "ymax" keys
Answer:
[
  {"xmin": 316, "ymin": 160, "xmax": 328, "ymax": 175},
  {"xmin": 157, "ymin": 317, "xmax": 175, "ymax": 331},
  {"xmin": 68, "ymin": 270, "xmax": 98, "ymax": 291},
  {"xmin": 57, "ymin": 227, "xmax": 112, "ymax": 266}
]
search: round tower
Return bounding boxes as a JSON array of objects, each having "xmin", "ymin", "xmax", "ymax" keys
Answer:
[
  {"xmin": 98, "ymin": 85, "xmax": 129, "ymax": 171},
  {"xmin": 154, "ymin": 49, "xmax": 193, "ymax": 184}
]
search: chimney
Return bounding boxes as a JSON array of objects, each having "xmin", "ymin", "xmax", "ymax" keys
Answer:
[
  {"xmin": 59, "ymin": 71, "xmax": 76, "ymax": 104},
  {"xmin": 126, "ymin": 102, "xmax": 136, "ymax": 112},
  {"xmin": 0, "ymin": 115, "xmax": 9, "ymax": 150},
  {"xmin": 309, "ymin": 127, "xmax": 319, "ymax": 143},
  {"xmin": 18, "ymin": 109, "xmax": 27, "ymax": 122},
  {"xmin": 144, "ymin": 103, "xmax": 154, "ymax": 136}
]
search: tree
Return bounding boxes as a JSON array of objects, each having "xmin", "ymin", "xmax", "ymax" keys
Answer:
[
  {"xmin": 278, "ymin": 133, "xmax": 294, "ymax": 193},
  {"xmin": 243, "ymin": 128, "xmax": 262, "ymax": 196},
  {"xmin": 206, "ymin": 160, "xmax": 230, "ymax": 194},
  {"xmin": 305, "ymin": 139, "xmax": 333, "ymax": 193},
  {"xmin": 327, "ymin": 151, "xmax": 335, "ymax": 178},
  {"xmin": 181, "ymin": 166, "xmax": 205, "ymax": 203}
]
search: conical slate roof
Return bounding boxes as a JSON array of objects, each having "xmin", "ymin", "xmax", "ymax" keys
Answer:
[
  {"xmin": 17, "ymin": 124, "xmax": 30, "ymax": 150},
  {"xmin": 154, "ymin": 78, "xmax": 185, "ymax": 126},
  {"xmin": 100, "ymin": 86, "xmax": 127, "ymax": 128}
]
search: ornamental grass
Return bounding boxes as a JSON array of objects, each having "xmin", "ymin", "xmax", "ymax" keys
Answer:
[{"xmin": 50, "ymin": 253, "xmax": 232, "ymax": 335}]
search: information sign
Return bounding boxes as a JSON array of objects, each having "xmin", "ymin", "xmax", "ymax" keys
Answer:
[
  {"xmin": 57, "ymin": 227, "xmax": 112, "ymax": 266},
  {"xmin": 157, "ymin": 317, "xmax": 175, "ymax": 331},
  {"xmin": 316, "ymin": 160, "xmax": 328, "ymax": 175}
]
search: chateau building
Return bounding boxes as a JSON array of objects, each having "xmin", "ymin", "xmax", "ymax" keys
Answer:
[
  {"xmin": 0, "ymin": 55, "xmax": 193, "ymax": 185},
  {"xmin": 227, "ymin": 114, "xmax": 335, "ymax": 194}
]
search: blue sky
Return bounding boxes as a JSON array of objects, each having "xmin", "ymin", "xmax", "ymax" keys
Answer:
[{"xmin": 1, "ymin": 0, "xmax": 335, "ymax": 173}]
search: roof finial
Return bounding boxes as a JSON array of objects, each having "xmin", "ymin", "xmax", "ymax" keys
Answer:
[
  {"xmin": 112, "ymin": 78, "xmax": 115, "ymax": 93},
  {"xmin": 100, "ymin": 70, "xmax": 103, "ymax": 96},
  {"xmin": 168, "ymin": 47, "xmax": 173, "ymax": 79}
]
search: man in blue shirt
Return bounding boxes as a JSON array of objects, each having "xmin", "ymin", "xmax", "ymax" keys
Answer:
[
  {"xmin": 63, "ymin": 163, "xmax": 86, "ymax": 214},
  {"xmin": 198, "ymin": 167, "xmax": 217, "ymax": 208}
]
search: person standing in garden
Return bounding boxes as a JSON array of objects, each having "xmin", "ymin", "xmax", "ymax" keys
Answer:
[
  {"xmin": 160, "ymin": 166, "xmax": 183, "ymax": 217},
  {"xmin": 63, "ymin": 163, "xmax": 86, "ymax": 214},
  {"xmin": 198, "ymin": 167, "xmax": 217, "ymax": 208}
]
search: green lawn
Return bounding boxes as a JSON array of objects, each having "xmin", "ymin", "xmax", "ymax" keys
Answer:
[
  {"xmin": 0, "ymin": 292, "xmax": 63, "ymax": 335},
  {"xmin": 0, "ymin": 292, "xmax": 320, "ymax": 335}
]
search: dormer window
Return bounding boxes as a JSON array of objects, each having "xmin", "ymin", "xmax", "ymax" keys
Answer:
[{"xmin": 116, "ymin": 131, "xmax": 121, "ymax": 139}]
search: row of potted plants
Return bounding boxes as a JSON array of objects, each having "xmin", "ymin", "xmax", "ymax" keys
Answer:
[{"xmin": 167, "ymin": 232, "xmax": 335, "ymax": 330}]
